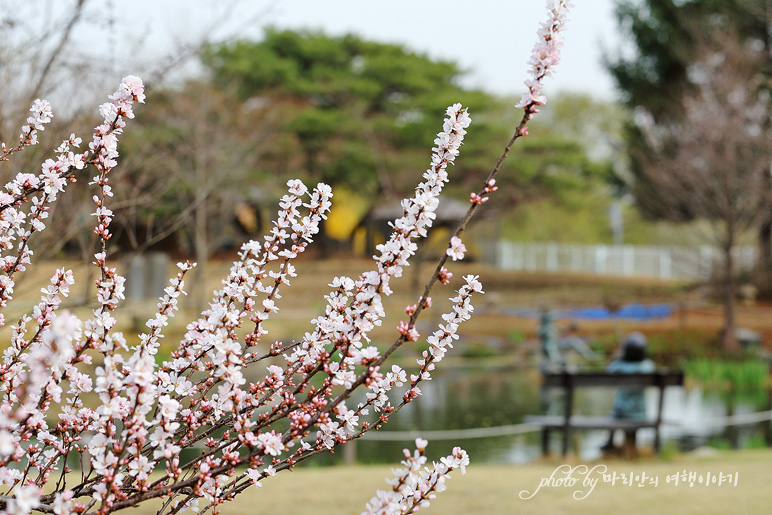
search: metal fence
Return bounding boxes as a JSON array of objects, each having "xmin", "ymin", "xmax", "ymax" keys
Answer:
[{"xmin": 495, "ymin": 241, "xmax": 757, "ymax": 281}]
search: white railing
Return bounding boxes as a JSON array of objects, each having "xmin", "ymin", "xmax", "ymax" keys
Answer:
[{"xmin": 495, "ymin": 241, "xmax": 757, "ymax": 281}]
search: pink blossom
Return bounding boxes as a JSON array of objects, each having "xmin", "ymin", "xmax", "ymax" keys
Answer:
[
  {"xmin": 397, "ymin": 320, "xmax": 420, "ymax": 341},
  {"xmin": 7, "ymin": 485, "xmax": 40, "ymax": 515},
  {"xmin": 363, "ymin": 440, "xmax": 468, "ymax": 514},
  {"xmin": 441, "ymin": 446, "xmax": 470, "ymax": 474},
  {"xmin": 446, "ymin": 236, "xmax": 467, "ymax": 261},
  {"xmin": 246, "ymin": 468, "xmax": 263, "ymax": 489},
  {"xmin": 258, "ymin": 431, "xmax": 284, "ymax": 456},
  {"xmin": 515, "ymin": 0, "xmax": 573, "ymax": 110}
]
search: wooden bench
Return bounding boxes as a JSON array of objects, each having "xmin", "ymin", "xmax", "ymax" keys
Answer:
[{"xmin": 524, "ymin": 370, "xmax": 684, "ymax": 457}]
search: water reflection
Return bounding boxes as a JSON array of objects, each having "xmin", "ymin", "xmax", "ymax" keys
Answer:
[{"xmin": 349, "ymin": 364, "xmax": 771, "ymax": 465}]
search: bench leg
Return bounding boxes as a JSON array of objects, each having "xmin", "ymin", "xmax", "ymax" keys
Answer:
[
  {"xmin": 562, "ymin": 427, "xmax": 570, "ymax": 457},
  {"xmin": 623, "ymin": 430, "xmax": 637, "ymax": 458},
  {"xmin": 654, "ymin": 426, "xmax": 661, "ymax": 455},
  {"xmin": 541, "ymin": 428, "xmax": 550, "ymax": 456}
]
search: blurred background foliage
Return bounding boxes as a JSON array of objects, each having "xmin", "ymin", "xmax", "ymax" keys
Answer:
[
  {"xmin": 2, "ymin": 6, "xmax": 760, "ymax": 264},
  {"xmin": 121, "ymin": 28, "xmax": 630, "ymax": 254}
]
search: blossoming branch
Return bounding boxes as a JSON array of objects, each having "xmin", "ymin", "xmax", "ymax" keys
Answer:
[{"xmin": 0, "ymin": 1, "xmax": 572, "ymax": 514}]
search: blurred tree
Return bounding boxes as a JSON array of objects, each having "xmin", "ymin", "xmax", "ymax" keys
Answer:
[
  {"xmin": 607, "ymin": 0, "xmax": 772, "ymax": 350},
  {"xmin": 516, "ymin": 94, "xmax": 619, "ymax": 201},
  {"xmin": 0, "ymin": 0, "xmax": 100, "ymax": 267},
  {"xmin": 0, "ymin": 0, "xmax": 92, "ymax": 136},
  {"xmin": 607, "ymin": 0, "xmax": 772, "ymax": 109},
  {"xmin": 201, "ymin": 29, "xmax": 612, "ymax": 252},
  {"xmin": 4, "ymin": 19, "xmax": 616, "ymax": 271},
  {"xmin": 0, "ymin": 0, "xmax": 272, "ymax": 271},
  {"xmin": 114, "ymin": 81, "xmax": 279, "ymax": 309},
  {"xmin": 492, "ymin": 93, "xmax": 620, "ymax": 243},
  {"xmin": 202, "ymin": 28, "xmax": 499, "ymax": 199}
]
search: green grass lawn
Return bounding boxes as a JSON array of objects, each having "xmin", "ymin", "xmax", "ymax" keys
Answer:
[{"xmin": 131, "ymin": 448, "xmax": 772, "ymax": 515}]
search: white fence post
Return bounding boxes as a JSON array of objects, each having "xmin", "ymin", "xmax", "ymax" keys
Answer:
[
  {"xmin": 497, "ymin": 240, "xmax": 512, "ymax": 270},
  {"xmin": 525, "ymin": 243, "xmax": 536, "ymax": 271},
  {"xmin": 546, "ymin": 243, "xmax": 558, "ymax": 271},
  {"xmin": 570, "ymin": 244, "xmax": 581, "ymax": 272},
  {"xmin": 659, "ymin": 247, "xmax": 672, "ymax": 280},
  {"xmin": 622, "ymin": 244, "xmax": 635, "ymax": 276},
  {"xmin": 594, "ymin": 245, "xmax": 607, "ymax": 275}
]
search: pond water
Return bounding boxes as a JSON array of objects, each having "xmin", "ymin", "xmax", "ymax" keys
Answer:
[{"xmin": 343, "ymin": 364, "xmax": 772, "ymax": 465}]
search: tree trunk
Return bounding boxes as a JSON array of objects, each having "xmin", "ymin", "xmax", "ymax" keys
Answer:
[
  {"xmin": 194, "ymin": 186, "xmax": 209, "ymax": 313},
  {"xmin": 192, "ymin": 121, "xmax": 209, "ymax": 313},
  {"xmin": 721, "ymin": 228, "xmax": 739, "ymax": 352},
  {"xmin": 761, "ymin": 10, "xmax": 772, "ymax": 299},
  {"xmin": 757, "ymin": 187, "xmax": 772, "ymax": 298}
]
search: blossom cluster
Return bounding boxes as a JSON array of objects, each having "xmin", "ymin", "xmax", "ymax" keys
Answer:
[
  {"xmin": 0, "ymin": 76, "xmax": 151, "ymax": 515},
  {"xmin": 515, "ymin": 0, "xmax": 573, "ymax": 110},
  {"xmin": 0, "ymin": 76, "xmax": 486, "ymax": 515},
  {"xmin": 21, "ymin": 100, "xmax": 54, "ymax": 146},
  {"xmin": 1, "ymin": 99, "xmax": 54, "ymax": 161},
  {"xmin": 362, "ymin": 439, "xmax": 469, "ymax": 515}
]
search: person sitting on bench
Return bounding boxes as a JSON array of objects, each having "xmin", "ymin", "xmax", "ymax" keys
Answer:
[{"xmin": 601, "ymin": 332, "xmax": 655, "ymax": 452}]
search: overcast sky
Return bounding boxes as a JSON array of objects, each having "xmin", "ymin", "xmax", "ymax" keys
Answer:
[
  {"xmin": 107, "ymin": 0, "xmax": 625, "ymax": 101},
  {"xmin": 260, "ymin": 0, "xmax": 625, "ymax": 99}
]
